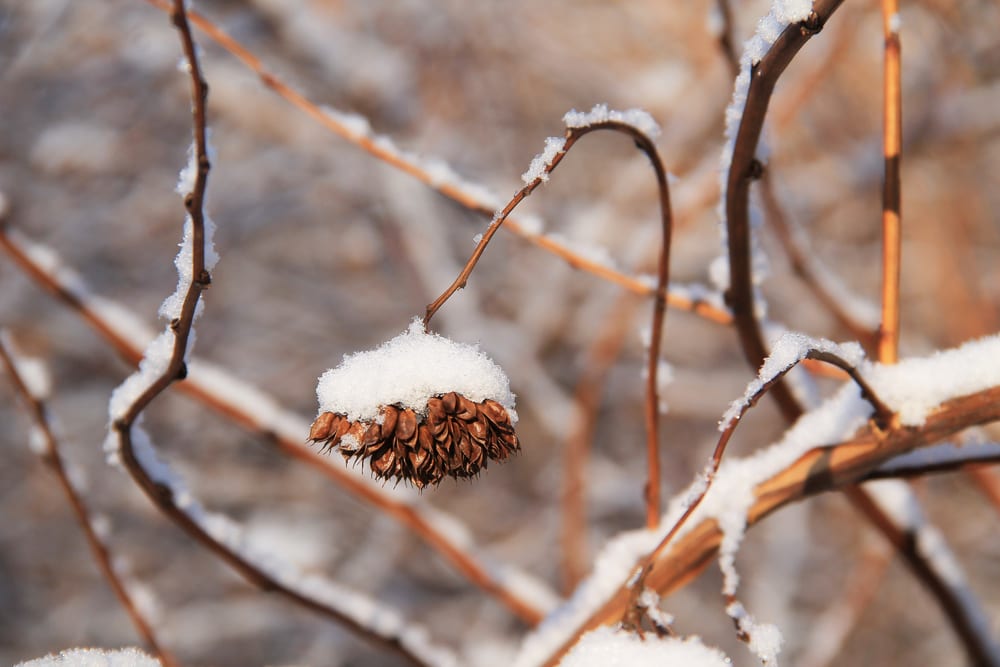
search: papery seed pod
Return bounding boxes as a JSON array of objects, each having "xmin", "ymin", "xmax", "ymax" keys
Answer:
[{"xmin": 309, "ymin": 391, "xmax": 520, "ymax": 488}]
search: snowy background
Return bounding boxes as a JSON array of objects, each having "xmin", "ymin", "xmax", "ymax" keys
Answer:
[{"xmin": 1, "ymin": 0, "xmax": 999, "ymax": 665}]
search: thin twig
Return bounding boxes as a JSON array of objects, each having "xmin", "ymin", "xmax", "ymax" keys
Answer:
[
  {"xmin": 723, "ymin": 0, "xmax": 844, "ymax": 422},
  {"xmin": 423, "ymin": 120, "xmax": 675, "ymax": 529},
  {"xmin": 106, "ymin": 6, "xmax": 440, "ymax": 664},
  {"xmin": 537, "ymin": 384, "xmax": 1000, "ymax": 666},
  {"xmin": 878, "ymin": 0, "xmax": 902, "ymax": 364},
  {"xmin": 0, "ymin": 224, "xmax": 549, "ymax": 628},
  {"xmin": 641, "ymin": 345, "xmax": 894, "ymax": 579},
  {"xmin": 845, "ymin": 485, "xmax": 999, "ymax": 667},
  {"xmin": 139, "ymin": 0, "xmax": 731, "ymax": 327},
  {"xmin": 0, "ymin": 336, "xmax": 178, "ymax": 667}
]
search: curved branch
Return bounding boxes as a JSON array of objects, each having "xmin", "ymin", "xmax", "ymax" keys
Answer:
[
  {"xmin": 0, "ymin": 335, "xmax": 177, "ymax": 667},
  {"xmin": 424, "ymin": 119, "xmax": 675, "ymax": 529},
  {"xmin": 724, "ymin": 0, "xmax": 844, "ymax": 421},
  {"xmin": 537, "ymin": 384, "xmax": 1000, "ymax": 666}
]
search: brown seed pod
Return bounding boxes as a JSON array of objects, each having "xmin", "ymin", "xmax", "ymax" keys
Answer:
[{"xmin": 309, "ymin": 392, "xmax": 520, "ymax": 488}]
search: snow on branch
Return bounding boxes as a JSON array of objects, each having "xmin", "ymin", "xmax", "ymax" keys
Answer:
[
  {"xmin": 0, "ymin": 224, "xmax": 557, "ymax": 625},
  {"xmin": 559, "ymin": 627, "xmax": 730, "ymax": 667},
  {"xmin": 0, "ymin": 334, "xmax": 175, "ymax": 666},
  {"xmin": 515, "ymin": 333, "xmax": 1000, "ymax": 666},
  {"xmin": 15, "ymin": 647, "xmax": 162, "ymax": 667}
]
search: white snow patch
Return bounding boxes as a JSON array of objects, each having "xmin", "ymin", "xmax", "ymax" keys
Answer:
[
  {"xmin": 715, "ymin": 0, "xmax": 816, "ymax": 289},
  {"xmin": 563, "ymin": 104, "xmax": 661, "ymax": 138},
  {"xmin": 867, "ymin": 334, "xmax": 1000, "ymax": 426},
  {"xmin": 719, "ymin": 332, "xmax": 865, "ymax": 431},
  {"xmin": 522, "ymin": 136, "xmax": 567, "ymax": 184},
  {"xmin": 888, "ymin": 12, "xmax": 901, "ymax": 35},
  {"xmin": 727, "ymin": 600, "xmax": 784, "ymax": 664},
  {"xmin": 559, "ymin": 627, "xmax": 730, "ymax": 667},
  {"xmin": 15, "ymin": 648, "xmax": 161, "ymax": 667},
  {"xmin": 317, "ymin": 318, "xmax": 516, "ymax": 423}
]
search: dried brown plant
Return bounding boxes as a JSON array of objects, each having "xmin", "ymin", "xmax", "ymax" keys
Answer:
[{"xmin": 1, "ymin": 1, "xmax": 999, "ymax": 666}]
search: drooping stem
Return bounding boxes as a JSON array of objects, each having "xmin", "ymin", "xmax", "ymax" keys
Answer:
[{"xmin": 423, "ymin": 120, "xmax": 675, "ymax": 528}]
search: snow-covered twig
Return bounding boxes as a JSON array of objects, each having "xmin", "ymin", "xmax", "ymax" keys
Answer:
[
  {"xmin": 0, "ymin": 224, "xmax": 554, "ymax": 625},
  {"xmin": 424, "ymin": 108, "xmax": 675, "ymax": 530},
  {"xmin": 519, "ymin": 336, "xmax": 1000, "ymax": 667},
  {"xmin": 849, "ymin": 481, "xmax": 1000, "ymax": 666},
  {"xmin": 103, "ymin": 7, "xmax": 451, "ymax": 665},
  {"xmin": 0, "ymin": 333, "xmax": 177, "ymax": 667},
  {"xmin": 721, "ymin": 0, "xmax": 844, "ymax": 422},
  {"xmin": 138, "ymin": 0, "xmax": 734, "ymax": 327}
]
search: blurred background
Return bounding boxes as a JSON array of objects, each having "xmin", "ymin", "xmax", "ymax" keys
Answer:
[{"xmin": 1, "ymin": 0, "xmax": 998, "ymax": 665}]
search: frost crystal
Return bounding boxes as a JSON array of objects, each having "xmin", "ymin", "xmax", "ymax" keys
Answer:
[
  {"xmin": 316, "ymin": 318, "xmax": 516, "ymax": 423},
  {"xmin": 522, "ymin": 136, "xmax": 567, "ymax": 184},
  {"xmin": 562, "ymin": 103, "xmax": 661, "ymax": 138},
  {"xmin": 15, "ymin": 648, "xmax": 161, "ymax": 667}
]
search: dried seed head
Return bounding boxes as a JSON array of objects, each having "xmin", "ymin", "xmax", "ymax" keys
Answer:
[{"xmin": 309, "ymin": 392, "xmax": 520, "ymax": 488}]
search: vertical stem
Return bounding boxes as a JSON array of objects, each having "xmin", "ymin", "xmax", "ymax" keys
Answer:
[{"xmin": 879, "ymin": 0, "xmax": 902, "ymax": 364}]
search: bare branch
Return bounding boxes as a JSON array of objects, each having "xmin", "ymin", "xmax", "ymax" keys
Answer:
[
  {"xmin": 723, "ymin": 0, "xmax": 844, "ymax": 422},
  {"xmin": 534, "ymin": 384, "xmax": 1000, "ymax": 666},
  {"xmin": 424, "ymin": 116, "xmax": 676, "ymax": 529},
  {"xmin": 0, "ymin": 222, "xmax": 552, "ymax": 626},
  {"xmin": 0, "ymin": 333, "xmax": 177, "ymax": 667},
  {"xmin": 878, "ymin": 0, "xmax": 903, "ymax": 364},
  {"xmin": 139, "ymin": 0, "xmax": 732, "ymax": 328}
]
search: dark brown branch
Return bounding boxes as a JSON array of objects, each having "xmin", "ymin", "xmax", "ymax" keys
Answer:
[
  {"xmin": 107, "ymin": 5, "xmax": 438, "ymax": 665},
  {"xmin": 0, "ymin": 335, "xmax": 177, "ymax": 667},
  {"xmin": 538, "ymin": 384, "xmax": 1000, "ymax": 666},
  {"xmin": 723, "ymin": 0, "xmax": 844, "ymax": 422},
  {"xmin": 0, "ymin": 223, "xmax": 547, "ymax": 626},
  {"xmin": 845, "ymin": 486, "xmax": 998, "ymax": 667},
  {"xmin": 424, "ymin": 119, "xmax": 675, "ymax": 529}
]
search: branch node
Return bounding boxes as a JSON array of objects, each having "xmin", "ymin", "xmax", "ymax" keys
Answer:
[{"xmin": 800, "ymin": 11, "xmax": 824, "ymax": 35}]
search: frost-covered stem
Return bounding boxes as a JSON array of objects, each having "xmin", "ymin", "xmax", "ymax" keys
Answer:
[
  {"xmin": 845, "ymin": 486, "xmax": 1000, "ymax": 667},
  {"xmin": 878, "ymin": 0, "xmax": 902, "ymax": 364},
  {"xmin": 0, "ymin": 336, "xmax": 177, "ymax": 667},
  {"xmin": 423, "ymin": 120, "xmax": 676, "ymax": 531},
  {"xmin": 138, "ymin": 0, "xmax": 733, "ymax": 328},
  {"xmin": 537, "ymin": 384, "xmax": 1000, "ymax": 667},
  {"xmin": 109, "ymin": 8, "xmax": 438, "ymax": 665},
  {"xmin": 724, "ymin": 0, "xmax": 843, "ymax": 423},
  {"xmin": 561, "ymin": 297, "xmax": 637, "ymax": 592},
  {"xmin": 758, "ymin": 175, "xmax": 879, "ymax": 348},
  {"xmin": 0, "ymin": 225, "xmax": 549, "ymax": 626},
  {"xmin": 645, "ymin": 347, "xmax": 892, "ymax": 569}
]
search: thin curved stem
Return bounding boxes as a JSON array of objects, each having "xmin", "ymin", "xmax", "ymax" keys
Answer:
[
  {"xmin": 0, "ymin": 336, "xmax": 177, "ymax": 667},
  {"xmin": 724, "ymin": 1, "xmax": 844, "ymax": 421},
  {"xmin": 423, "ymin": 120, "xmax": 675, "ymax": 528}
]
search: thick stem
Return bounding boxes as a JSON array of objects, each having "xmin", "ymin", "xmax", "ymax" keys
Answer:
[{"xmin": 878, "ymin": 0, "xmax": 902, "ymax": 364}]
